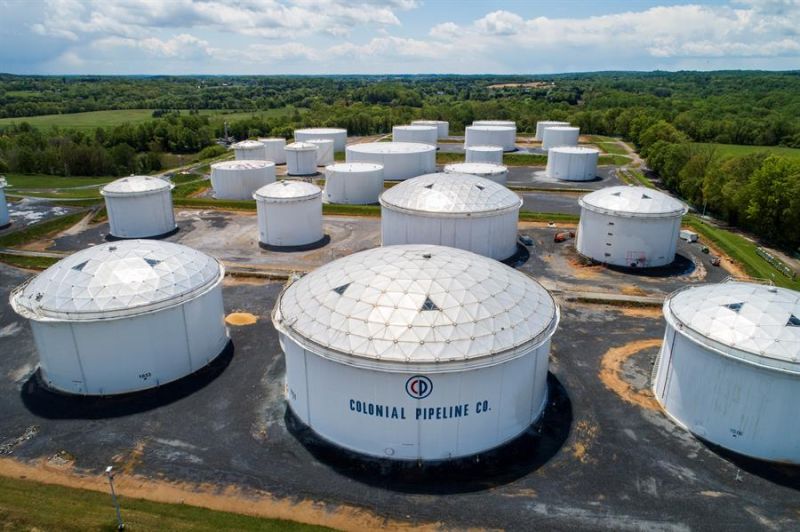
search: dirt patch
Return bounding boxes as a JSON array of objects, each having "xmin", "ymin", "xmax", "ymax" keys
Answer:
[
  {"xmin": 519, "ymin": 221, "xmax": 578, "ymax": 230},
  {"xmin": 568, "ymin": 420, "xmax": 599, "ymax": 464},
  {"xmin": 701, "ymin": 240, "xmax": 748, "ymax": 278},
  {"xmin": 502, "ymin": 488, "xmax": 538, "ymax": 498},
  {"xmin": 225, "ymin": 312, "xmax": 258, "ymax": 326},
  {"xmin": 619, "ymin": 307, "xmax": 663, "ymax": 319},
  {"xmin": 619, "ymin": 285, "xmax": 648, "ymax": 297},
  {"xmin": 599, "ymin": 339, "xmax": 662, "ymax": 411},
  {"xmin": 0, "ymin": 457, "xmax": 439, "ymax": 531},
  {"xmin": 567, "ymin": 257, "xmax": 603, "ymax": 279}
]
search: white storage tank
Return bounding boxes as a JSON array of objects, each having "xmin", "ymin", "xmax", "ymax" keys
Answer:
[
  {"xmin": 285, "ymin": 142, "xmax": 319, "ymax": 176},
  {"xmin": 465, "ymin": 145, "xmax": 503, "ymax": 164},
  {"xmin": 0, "ymin": 177, "xmax": 9, "ymax": 228},
  {"xmin": 101, "ymin": 176, "xmax": 176, "ymax": 239},
  {"xmin": 411, "ymin": 120, "xmax": 449, "ymax": 138},
  {"xmin": 653, "ymin": 281, "xmax": 800, "ymax": 464},
  {"xmin": 232, "ymin": 140, "xmax": 267, "ymax": 161},
  {"xmin": 254, "ymin": 180, "xmax": 323, "ymax": 248},
  {"xmin": 465, "ymin": 125, "xmax": 516, "ymax": 152},
  {"xmin": 9, "ymin": 240, "xmax": 228, "ymax": 396},
  {"xmin": 257, "ymin": 137, "xmax": 287, "ymax": 164},
  {"xmin": 272, "ymin": 244, "xmax": 559, "ymax": 461},
  {"xmin": 393, "ymin": 125, "xmax": 438, "ymax": 146},
  {"xmin": 576, "ymin": 186, "xmax": 687, "ymax": 268},
  {"xmin": 324, "ymin": 163, "xmax": 384, "ymax": 205},
  {"xmin": 444, "ymin": 163, "xmax": 508, "ymax": 185},
  {"xmin": 210, "ymin": 160, "xmax": 276, "ymax": 200},
  {"xmin": 474, "ymin": 120, "xmax": 516, "ymax": 132},
  {"xmin": 380, "ymin": 172, "xmax": 521, "ymax": 260},
  {"xmin": 541, "ymin": 126, "xmax": 580, "ymax": 150},
  {"xmin": 346, "ymin": 142, "xmax": 436, "ymax": 181},
  {"xmin": 307, "ymin": 139, "xmax": 335, "ymax": 166},
  {"xmin": 294, "ymin": 128, "xmax": 347, "ymax": 152},
  {"xmin": 535, "ymin": 121, "xmax": 570, "ymax": 141},
  {"xmin": 546, "ymin": 147, "xmax": 599, "ymax": 181}
]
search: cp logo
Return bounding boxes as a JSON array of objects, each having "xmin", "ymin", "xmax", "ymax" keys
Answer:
[{"xmin": 405, "ymin": 375, "xmax": 433, "ymax": 399}]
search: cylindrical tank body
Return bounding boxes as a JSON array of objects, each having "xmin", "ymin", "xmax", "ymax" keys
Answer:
[
  {"xmin": 272, "ymin": 244, "xmax": 559, "ymax": 461},
  {"xmin": 324, "ymin": 163, "xmax": 384, "ymax": 205},
  {"xmin": 546, "ymin": 147, "xmax": 599, "ymax": 181},
  {"xmin": 411, "ymin": 120, "xmax": 449, "ymax": 138},
  {"xmin": 653, "ymin": 282, "xmax": 800, "ymax": 464},
  {"xmin": 0, "ymin": 178, "xmax": 9, "ymax": 228},
  {"xmin": 393, "ymin": 125, "xmax": 438, "ymax": 146},
  {"xmin": 101, "ymin": 175, "xmax": 176, "ymax": 239},
  {"xmin": 285, "ymin": 142, "xmax": 319, "ymax": 176},
  {"xmin": 380, "ymin": 172, "xmax": 521, "ymax": 260},
  {"xmin": 535, "ymin": 121, "xmax": 570, "ymax": 141},
  {"xmin": 465, "ymin": 145, "xmax": 503, "ymax": 164},
  {"xmin": 306, "ymin": 139, "xmax": 335, "ymax": 166},
  {"xmin": 232, "ymin": 140, "xmax": 267, "ymax": 161},
  {"xmin": 346, "ymin": 142, "xmax": 436, "ymax": 181},
  {"xmin": 465, "ymin": 126, "xmax": 516, "ymax": 152},
  {"xmin": 254, "ymin": 180, "xmax": 323, "ymax": 247},
  {"xmin": 444, "ymin": 163, "xmax": 508, "ymax": 185},
  {"xmin": 257, "ymin": 137, "xmax": 287, "ymax": 164},
  {"xmin": 541, "ymin": 126, "xmax": 580, "ymax": 150},
  {"xmin": 210, "ymin": 160, "xmax": 276, "ymax": 200},
  {"xmin": 294, "ymin": 128, "xmax": 347, "ymax": 152},
  {"xmin": 576, "ymin": 186, "xmax": 687, "ymax": 268},
  {"xmin": 9, "ymin": 240, "xmax": 228, "ymax": 396}
]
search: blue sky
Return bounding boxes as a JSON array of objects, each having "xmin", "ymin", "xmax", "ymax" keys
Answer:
[{"xmin": 1, "ymin": 0, "xmax": 798, "ymax": 75}]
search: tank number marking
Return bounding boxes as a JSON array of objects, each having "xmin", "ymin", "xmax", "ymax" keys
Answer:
[
  {"xmin": 729, "ymin": 428, "xmax": 743, "ymax": 438},
  {"xmin": 138, "ymin": 372, "xmax": 152, "ymax": 381}
]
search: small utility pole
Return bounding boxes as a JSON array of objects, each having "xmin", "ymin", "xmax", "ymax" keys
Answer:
[{"xmin": 105, "ymin": 466, "xmax": 125, "ymax": 531}]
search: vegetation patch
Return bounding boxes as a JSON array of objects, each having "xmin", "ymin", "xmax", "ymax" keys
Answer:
[
  {"xmin": 0, "ymin": 210, "xmax": 88, "ymax": 248},
  {"xmin": 0, "ymin": 253, "xmax": 59, "ymax": 270}
]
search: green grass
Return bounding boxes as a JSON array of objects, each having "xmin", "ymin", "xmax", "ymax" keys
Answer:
[
  {"xmin": 692, "ymin": 143, "xmax": 800, "ymax": 161},
  {"xmin": 684, "ymin": 215, "xmax": 800, "ymax": 290},
  {"xmin": 3, "ymin": 174, "xmax": 115, "ymax": 189},
  {"xmin": 0, "ymin": 253, "xmax": 59, "ymax": 270},
  {"xmin": 173, "ymin": 198, "xmax": 256, "ymax": 210},
  {"xmin": 617, "ymin": 168, "xmax": 654, "ymax": 188},
  {"xmin": 504, "ymin": 153, "xmax": 549, "ymax": 166},
  {"xmin": 0, "ymin": 475, "xmax": 332, "ymax": 532},
  {"xmin": 598, "ymin": 154, "xmax": 631, "ymax": 166},
  {"xmin": 519, "ymin": 211, "xmax": 579, "ymax": 223},
  {"xmin": 0, "ymin": 210, "xmax": 89, "ymax": 248},
  {"xmin": 172, "ymin": 178, "xmax": 210, "ymax": 198},
  {"xmin": 594, "ymin": 142, "xmax": 628, "ymax": 156}
]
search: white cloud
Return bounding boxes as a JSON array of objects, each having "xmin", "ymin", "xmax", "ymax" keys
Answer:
[
  {"xmin": 474, "ymin": 10, "xmax": 524, "ymax": 36},
  {"xmin": 92, "ymin": 34, "xmax": 212, "ymax": 59}
]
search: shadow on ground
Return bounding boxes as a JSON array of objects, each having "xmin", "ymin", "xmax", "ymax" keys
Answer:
[{"xmin": 603, "ymin": 253, "xmax": 696, "ymax": 278}]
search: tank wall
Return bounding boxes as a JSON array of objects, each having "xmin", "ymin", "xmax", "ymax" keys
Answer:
[
  {"xmin": 31, "ymin": 286, "xmax": 227, "ymax": 395},
  {"xmin": 464, "ymin": 127, "xmax": 516, "ymax": 151},
  {"xmin": 546, "ymin": 151, "xmax": 598, "ymax": 181},
  {"xmin": 393, "ymin": 127, "xmax": 437, "ymax": 146},
  {"xmin": 541, "ymin": 129, "xmax": 580, "ymax": 150},
  {"xmin": 411, "ymin": 121, "xmax": 448, "ymax": 138},
  {"xmin": 576, "ymin": 208, "xmax": 680, "ymax": 267},
  {"xmin": 286, "ymin": 150, "xmax": 318, "ymax": 176},
  {"xmin": 312, "ymin": 142, "xmax": 335, "ymax": 165},
  {"xmin": 235, "ymin": 146, "xmax": 267, "ymax": 160},
  {"xmin": 261, "ymin": 140, "xmax": 287, "ymax": 164},
  {"xmin": 465, "ymin": 148, "xmax": 503, "ymax": 164},
  {"xmin": 654, "ymin": 325, "xmax": 800, "ymax": 464},
  {"xmin": 535, "ymin": 122, "xmax": 569, "ymax": 141},
  {"xmin": 295, "ymin": 131, "xmax": 346, "ymax": 152},
  {"xmin": 211, "ymin": 166, "xmax": 276, "ymax": 200},
  {"xmin": 346, "ymin": 149, "xmax": 435, "ymax": 180},
  {"xmin": 282, "ymin": 333, "xmax": 550, "ymax": 460},
  {"xmin": 381, "ymin": 208, "xmax": 519, "ymax": 260},
  {"xmin": 324, "ymin": 169, "xmax": 384, "ymax": 204},
  {"xmin": 0, "ymin": 188, "xmax": 9, "ymax": 226},
  {"xmin": 257, "ymin": 198, "xmax": 323, "ymax": 246},
  {"xmin": 105, "ymin": 191, "xmax": 176, "ymax": 238}
]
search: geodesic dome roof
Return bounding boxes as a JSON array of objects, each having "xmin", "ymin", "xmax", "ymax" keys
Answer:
[
  {"xmin": 347, "ymin": 142, "xmax": 435, "ymax": 155},
  {"xmin": 253, "ymin": 180, "xmax": 321, "ymax": 202},
  {"xmin": 444, "ymin": 163, "xmax": 508, "ymax": 177},
  {"xmin": 273, "ymin": 245, "xmax": 558, "ymax": 369},
  {"xmin": 380, "ymin": 172, "xmax": 521, "ymax": 217},
  {"xmin": 211, "ymin": 160, "xmax": 274, "ymax": 171},
  {"xmin": 232, "ymin": 140, "xmax": 265, "ymax": 150},
  {"xmin": 285, "ymin": 142, "xmax": 318, "ymax": 152},
  {"xmin": 100, "ymin": 175, "xmax": 173, "ymax": 197},
  {"xmin": 666, "ymin": 282, "xmax": 800, "ymax": 373},
  {"xmin": 326, "ymin": 163, "xmax": 384, "ymax": 174},
  {"xmin": 579, "ymin": 186, "xmax": 687, "ymax": 218},
  {"xmin": 11, "ymin": 240, "xmax": 222, "ymax": 321}
]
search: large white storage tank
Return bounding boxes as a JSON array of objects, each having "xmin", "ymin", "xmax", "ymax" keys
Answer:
[
  {"xmin": 393, "ymin": 125, "xmax": 438, "ymax": 146},
  {"xmin": 101, "ymin": 176, "xmax": 176, "ymax": 239},
  {"xmin": 474, "ymin": 120, "xmax": 516, "ymax": 133},
  {"xmin": 294, "ymin": 128, "xmax": 347, "ymax": 152},
  {"xmin": 0, "ymin": 178, "xmax": 9, "ymax": 228},
  {"xmin": 272, "ymin": 244, "xmax": 559, "ymax": 461},
  {"xmin": 653, "ymin": 281, "xmax": 800, "ymax": 464},
  {"xmin": 576, "ymin": 186, "xmax": 687, "ymax": 268},
  {"xmin": 233, "ymin": 140, "xmax": 267, "ymax": 161},
  {"xmin": 541, "ymin": 126, "xmax": 580, "ymax": 150},
  {"xmin": 465, "ymin": 145, "xmax": 503, "ymax": 164},
  {"xmin": 285, "ymin": 142, "xmax": 319, "ymax": 176},
  {"xmin": 411, "ymin": 120, "xmax": 449, "ymax": 138},
  {"xmin": 254, "ymin": 180, "xmax": 323, "ymax": 248},
  {"xmin": 257, "ymin": 137, "xmax": 287, "ymax": 164},
  {"xmin": 535, "ymin": 121, "xmax": 570, "ymax": 141},
  {"xmin": 324, "ymin": 163, "xmax": 384, "ymax": 205},
  {"xmin": 9, "ymin": 240, "xmax": 228, "ymax": 396},
  {"xmin": 210, "ymin": 160, "xmax": 276, "ymax": 200},
  {"xmin": 444, "ymin": 163, "xmax": 508, "ymax": 185},
  {"xmin": 546, "ymin": 147, "xmax": 599, "ymax": 181},
  {"xmin": 346, "ymin": 142, "xmax": 436, "ymax": 181},
  {"xmin": 380, "ymin": 172, "xmax": 521, "ymax": 260},
  {"xmin": 307, "ymin": 139, "xmax": 335, "ymax": 166},
  {"xmin": 465, "ymin": 125, "xmax": 516, "ymax": 152}
]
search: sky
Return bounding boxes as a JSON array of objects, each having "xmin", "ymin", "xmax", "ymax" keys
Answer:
[{"xmin": 1, "ymin": 0, "xmax": 799, "ymax": 75}]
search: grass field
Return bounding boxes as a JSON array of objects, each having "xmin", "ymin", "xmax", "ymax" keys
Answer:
[
  {"xmin": 692, "ymin": 143, "xmax": 800, "ymax": 160},
  {"xmin": 0, "ymin": 475, "xmax": 330, "ymax": 532},
  {"xmin": 0, "ymin": 107, "xmax": 301, "ymax": 131},
  {"xmin": 3, "ymin": 174, "xmax": 115, "ymax": 189}
]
